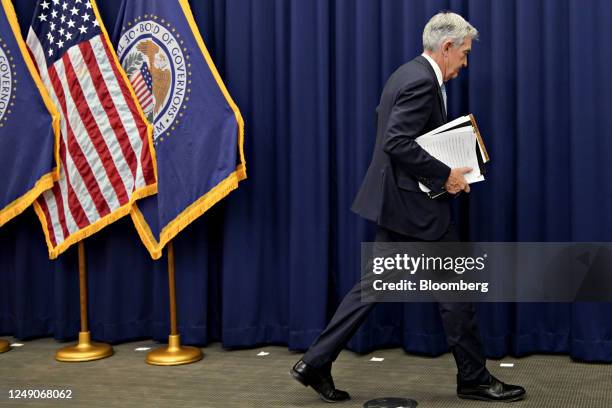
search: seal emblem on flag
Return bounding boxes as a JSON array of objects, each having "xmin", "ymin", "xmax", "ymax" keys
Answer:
[
  {"xmin": 116, "ymin": 19, "xmax": 191, "ymax": 142},
  {"xmin": 0, "ymin": 37, "xmax": 15, "ymax": 126}
]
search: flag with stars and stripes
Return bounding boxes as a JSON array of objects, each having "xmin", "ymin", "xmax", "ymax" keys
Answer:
[
  {"xmin": 26, "ymin": 0, "xmax": 158, "ymax": 259},
  {"xmin": 130, "ymin": 63, "xmax": 154, "ymax": 119},
  {"xmin": 0, "ymin": 0, "xmax": 59, "ymax": 228},
  {"xmin": 113, "ymin": 0, "xmax": 246, "ymax": 259}
]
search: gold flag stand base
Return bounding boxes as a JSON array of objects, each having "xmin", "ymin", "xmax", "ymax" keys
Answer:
[
  {"xmin": 0, "ymin": 339, "xmax": 10, "ymax": 354},
  {"xmin": 146, "ymin": 242, "xmax": 203, "ymax": 366},
  {"xmin": 55, "ymin": 331, "xmax": 113, "ymax": 362},
  {"xmin": 146, "ymin": 334, "xmax": 202, "ymax": 366},
  {"xmin": 56, "ymin": 242, "xmax": 113, "ymax": 363}
]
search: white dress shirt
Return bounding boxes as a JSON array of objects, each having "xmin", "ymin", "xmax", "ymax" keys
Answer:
[{"xmin": 421, "ymin": 53, "xmax": 444, "ymax": 86}]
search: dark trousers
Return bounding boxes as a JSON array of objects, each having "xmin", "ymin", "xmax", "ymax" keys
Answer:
[{"xmin": 302, "ymin": 225, "xmax": 491, "ymax": 384}]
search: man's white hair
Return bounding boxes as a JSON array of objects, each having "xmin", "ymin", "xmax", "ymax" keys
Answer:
[{"xmin": 422, "ymin": 12, "xmax": 478, "ymax": 52}]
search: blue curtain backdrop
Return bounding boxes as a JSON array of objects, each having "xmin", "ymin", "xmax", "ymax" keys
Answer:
[{"xmin": 2, "ymin": 0, "xmax": 611, "ymax": 362}]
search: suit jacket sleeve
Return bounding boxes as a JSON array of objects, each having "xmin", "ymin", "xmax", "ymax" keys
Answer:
[{"xmin": 382, "ymin": 78, "xmax": 451, "ymax": 192}]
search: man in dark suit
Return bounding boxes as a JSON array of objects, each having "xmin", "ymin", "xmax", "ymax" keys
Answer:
[{"xmin": 291, "ymin": 12, "xmax": 526, "ymax": 403}]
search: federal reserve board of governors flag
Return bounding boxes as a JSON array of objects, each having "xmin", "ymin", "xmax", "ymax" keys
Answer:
[
  {"xmin": 113, "ymin": 0, "xmax": 246, "ymax": 259},
  {"xmin": 27, "ymin": 0, "xmax": 158, "ymax": 259},
  {"xmin": 0, "ymin": 0, "xmax": 60, "ymax": 228}
]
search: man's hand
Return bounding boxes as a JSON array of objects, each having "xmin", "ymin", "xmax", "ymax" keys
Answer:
[{"xmin": 445, "ymin": 167, "xmax": 472, "ymax": 194}]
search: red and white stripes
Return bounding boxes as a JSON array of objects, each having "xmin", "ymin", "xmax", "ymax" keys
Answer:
[
  {"xmin": 27, "ymin": 30, "xmax": 154, "ymax": 252},
  {"xmin": 130, "ymin": 70, "xmax": 154, "ymax": 112}
]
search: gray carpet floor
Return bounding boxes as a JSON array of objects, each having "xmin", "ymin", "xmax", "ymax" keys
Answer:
[{"xmin": 0, "ymin": 337, "xmax": 610, "ymax": 407}]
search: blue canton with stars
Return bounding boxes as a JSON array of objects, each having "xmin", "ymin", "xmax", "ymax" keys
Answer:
[
  {"xmin": 139, "ymin": 63, "xmax": 153, "ymax": 92},
  {"xmin": 31, "ymin": 0, "xmax": 101, "ymax": 67}
]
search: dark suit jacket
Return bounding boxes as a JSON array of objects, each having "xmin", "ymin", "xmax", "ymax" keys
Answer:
[{"xmin": 351, "ymin": 55, "xmax": 452, "ymax": 240}]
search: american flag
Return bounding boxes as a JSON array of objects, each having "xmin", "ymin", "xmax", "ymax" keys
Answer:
[
  {"xmin": 130, "ymin": 63, "xmax": 155, "ymax": 113},
  {"xmin": 26, "ymin": 0, "xmax": 156, "ymax": 258}
]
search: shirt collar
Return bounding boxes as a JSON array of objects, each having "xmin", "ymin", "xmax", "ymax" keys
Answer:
[{"xmin": 421, "ymin": 53, "xmax": 444, "ymax": 87}]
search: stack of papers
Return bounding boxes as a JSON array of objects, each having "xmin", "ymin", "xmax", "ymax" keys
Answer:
[{"xmin": 415, "ymin": 114, "xmax": 490, "ymax": 195}]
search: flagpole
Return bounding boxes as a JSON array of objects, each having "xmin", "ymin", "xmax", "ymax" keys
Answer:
[
  {"xmin": 55, "ymin": 241, "xmax": 113, "ymax": 362},
  {"xmin": 0, "ymin": 339, "xmax": 9, "ymax": 354},
  {"xmin": 146, "ymin": 241, "xmax": 203, "ymax": 365}
]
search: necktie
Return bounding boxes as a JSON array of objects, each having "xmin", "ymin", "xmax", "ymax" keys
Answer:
[{"xmin": 441, "ymin": 83, "xmax": 447, "ymax": 114}]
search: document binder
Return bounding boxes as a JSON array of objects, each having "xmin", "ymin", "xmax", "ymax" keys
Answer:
[{"xmin": 416, "ymin": 114, "xmax": 490, "ymax": 198}]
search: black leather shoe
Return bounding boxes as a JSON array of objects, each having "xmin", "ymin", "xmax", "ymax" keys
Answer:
[
  {"xmin": 290, "ymin": 360, "xmax": 350, "ymax": 403},
  {"xmin": 457, "ymin": 375, "xmax": 526, "ymax": 402}
]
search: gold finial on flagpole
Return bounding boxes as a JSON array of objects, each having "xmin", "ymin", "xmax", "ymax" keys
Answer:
[
  {"xmin": 55, "ymin": 241, "xmax": 113, "ymax": 362},
  {"xmin": 146, "ymin": 241, "xmax": 203, "ymax": 365},
  {"xmin": 0, "ymin": 339, "xmax": 10, "ymax": 354}
]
